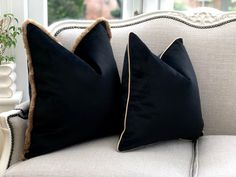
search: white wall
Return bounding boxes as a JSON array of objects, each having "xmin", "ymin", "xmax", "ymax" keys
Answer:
[{"xmin": 0, "ymin": 0, "xmax": 47, "ymax": 101}]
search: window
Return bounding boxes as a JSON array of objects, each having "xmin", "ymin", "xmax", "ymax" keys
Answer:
[
  {"xmin": 48, "ymin": 0, "xmax": 122, "ymax": 25},
  {"xmin": 173, "ymin": 0, "xmax": 236, "ymax": 11},
  {"xmin": 48, "ymin": 0, "xmax": 236, "ymax": 25}
]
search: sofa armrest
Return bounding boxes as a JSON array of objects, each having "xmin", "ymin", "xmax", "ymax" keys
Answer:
[{"xmin": 0, "ymin": 101, "xmax": 29, "ymax": 176}]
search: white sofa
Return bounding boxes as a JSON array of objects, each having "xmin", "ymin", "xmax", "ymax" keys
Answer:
[{"xmin": 1, "ymin": 7, "xmax": 236, "ymax": 177}]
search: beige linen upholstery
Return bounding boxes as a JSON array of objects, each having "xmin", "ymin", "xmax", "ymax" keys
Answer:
[
  {"xmin": 194, "ymin": 136, "xmax": 236, "ymax": 177},
  {"xmin": 0, "ymin": 102, "xmax": 28, "ymax": 176},
  {"xmin": 0, "ymin": 131, "xmax": 4, "ymax": 175},
  {"xmin": 0, "ymin": 110, "xmax": 20, "ymax": 176},
  {"xmin": 4, "ymin": 136, "xmax": 194, "ymax": 177},
  {"xmin": 50, "ymin": 9, "xmax": 236, "ymax": 136}
]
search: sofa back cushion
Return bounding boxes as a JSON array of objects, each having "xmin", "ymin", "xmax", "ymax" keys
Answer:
[{"xmin": 49, "ymin": 8, "xmax": 236, "ymax": 135}]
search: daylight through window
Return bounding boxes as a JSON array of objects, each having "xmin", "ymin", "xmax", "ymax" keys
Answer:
[{"xmin": 48, "ymin": 0, "xmax": 236, "ymax": 25}]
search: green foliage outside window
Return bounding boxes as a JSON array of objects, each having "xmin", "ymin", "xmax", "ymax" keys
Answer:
[
  {"xmin": 111, "ymin": 0, "xmax": 122, "ymax": 18},
  {"xmin": 48, "ymin": 0, "xmax": 122, "ymax": 25},
  {"xmin": 48, "ymin": 0, "xmax": 85, "ymax": 25}
]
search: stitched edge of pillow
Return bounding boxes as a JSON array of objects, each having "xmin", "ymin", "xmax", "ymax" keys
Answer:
[
  {"xmin": 21, "ymin": 18, "xmax": 112, "ymax": 160},
  {"xmin": 71, "ymin": 17, "xmax": 111, "ymax": 52},
  {"xmin": 21, "ymin": 19, "xmax": 61, "ymax": 160},
  {"xmin": 116, "ymin": 39, "xmax": 131, "ymax": 151}
]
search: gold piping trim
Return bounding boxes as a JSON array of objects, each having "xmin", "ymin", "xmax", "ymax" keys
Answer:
[
  {"xmin": 71, "ymin": 17, "xmax": 112, "ymax": 52},
  {"xmin": 21, "ymin": 19, "xmax": 57, "ymax": 160},
  {"xmin": 159, "ymin": 37, "xmax": 183, "ymax": 59},
  {"xmin": 117, "ymin": 42, "xmax": 131, "ymax": 151}
]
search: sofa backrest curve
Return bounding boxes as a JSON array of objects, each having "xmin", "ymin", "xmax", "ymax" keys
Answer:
[{"xmin": 49, "ymin": 7, "xmax": 236, "ymax": 136}]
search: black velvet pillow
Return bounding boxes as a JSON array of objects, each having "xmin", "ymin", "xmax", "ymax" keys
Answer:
[
  {"xmin": 117, "ymin": 33, "xmax": 204, "ymax": 151},
  {"xmin": 22, "ymin": 19, "xmax": 121, "ymax": 159}
]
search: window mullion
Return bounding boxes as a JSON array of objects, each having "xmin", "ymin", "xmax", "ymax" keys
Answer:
[{"xmin": 28, "ymin": 0, "xmax": 48, "ymax": 26}]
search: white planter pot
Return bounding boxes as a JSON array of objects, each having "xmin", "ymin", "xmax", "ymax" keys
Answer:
[
  {"xmin": 0, "ymin": 72, "xmax": 16, "ymax": 87},
  {"xmin": 0, "ymin": 62, "xmax": 16, "ymax": 76},
  {"xmin": 0, "ymin": 62, "xmax": 17, "ymax": 98}
]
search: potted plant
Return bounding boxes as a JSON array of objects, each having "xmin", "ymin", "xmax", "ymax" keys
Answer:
[{"xmin": 0, "ymin": 13, "xmax": 21, "ymax": 98}]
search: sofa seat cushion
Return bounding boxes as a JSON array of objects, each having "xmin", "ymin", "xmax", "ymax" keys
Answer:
[
  {"xmin": 195, "ymin": 135, "xmax": 236, "ymax": 177},
  {"xmin": 4, "ymin": 136, "xmax": 194, "ymax": 177}
]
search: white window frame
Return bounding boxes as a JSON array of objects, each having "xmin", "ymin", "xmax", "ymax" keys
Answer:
[
  {"xmin": 122, "ymin": 0, "xmax": 174, "ymax": 19},
  {"xmin": 28, "ymin": 0, "xmax": 48, "ymax": 26}
]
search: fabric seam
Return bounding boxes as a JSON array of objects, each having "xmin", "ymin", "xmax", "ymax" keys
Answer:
[
  {"xmin": 6, "ymin": 113, "xmax": 25, "ymax": 168},
  {"xmin": 189, "ymin": 141, "xmax": 194, "ymax": 177},
  {"xmin": 193, "ymin": 139, "xmax": 199, "ymax": 177}
]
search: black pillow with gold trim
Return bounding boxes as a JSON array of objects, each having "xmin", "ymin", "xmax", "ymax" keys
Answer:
[
  {"xmin": 117, "ymin": 33, "xmax": 204, "ymax": 151},
  {"xmin": 22, "ymin": 19, "xmax": 121, "ymax": 159}
]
